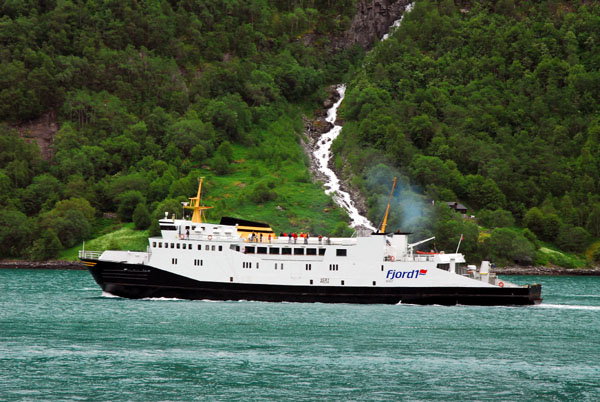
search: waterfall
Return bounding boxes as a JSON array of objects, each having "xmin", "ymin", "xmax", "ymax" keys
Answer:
[
  {"xmin": 312, "ymin": 85, "xmax": 376, "ymax": 231},
  {"xmin": 311, "ymin": 3, "xmax": 414, "ymax": 233}
]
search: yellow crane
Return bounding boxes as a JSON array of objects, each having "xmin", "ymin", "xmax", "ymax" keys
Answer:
[
  {"xmin": 185, "ymin": 178, "xmax": 213, "ymax": 223},
  {"xmin": 379, "ymin": 177, "xmax": 397, "ymax": 233}
]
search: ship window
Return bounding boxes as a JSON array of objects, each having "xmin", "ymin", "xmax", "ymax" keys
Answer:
[
  {"xmin": 177, "ymin": 243, "xmax": 180, "ymax": 249},
  {"xmin": 257, "ymin": 247, "xmax": 267, "ymax": 254},
  {"xmin": 319, "ymin": 249, "xmax": 326, "ymax": 256},
  {"xmin": 282, "ymin": 248, "xmax": 292, "ymax": 255},
  {"xmin": 336, "ymin": 249, "xmax": 347, "ymax": 257},
  {"xmin": 182, "ymin": 244, "xmax": 186, "ymax": 249},
  {"xmin": 158, "ymin": 242, "xmax": 162, "ymax": 248},
  {"xmin": 245, "ymin": 246, "xmax": 255, "ymax": 254},
  {"xmin": 281, "ymin": 263, "xmax": 284, "ymax": 270},
  {"xmin": 269, "ymin": 247, "xmax": 280, "ymax": 255},
  {"xmin": 294, "ymin": 248, "xmax": 304, "ymax": 255},
  {"xmin": 172, "ymin": 258, "xmax": 177, "ymax": 264},
  {"xmin": 341, "ymin": 280, "xmax": 345, "ymax": 285},
  {"xmin": 198, "ymin": 245, "xmax": 202, "ymax": 250},
  {"xmin": 160, "ymin": 225, "xmax": 177, "ymax": 231},
  {"xmin": 373, "ymin": 281, "xmax": 376, "ymax": 286},
  {"xmin": 171, "ymin": 243, "xmax": 175, "ymax": 248},
  {"xmin": 230, "ymin": 277, "xmax": 233, "ymax": 282},
  {"xmin": 305, "ymin": 264, "xmax": 311, "ymax": 270},
  {"xmin": 257, "ymin": 263, "xmax": 259, "ymax": 269},
  {"xmin": 275, "ymin": 263, "xmax": 278, "ymax": 270},
  {"xmin": 310, "ymin": 279, "xmax": 313, "ymax": 285},
  {"xmin": 211, "ymin": 245, "xmax": 215, "ymax": 251},
  {"xmin": 219, "ymin": 246, "xmax": 223, "ymax": 251},
  {"xmin": 437, "ymin": 263, "xmax": 450, "ymax": 271},
  {"xmin": 152, "ymin": 242, "xmax": 156, "ymax": 247},
  {"xmin": 205, "ymin": 245, "xmax": 209, "ymax": 251}
]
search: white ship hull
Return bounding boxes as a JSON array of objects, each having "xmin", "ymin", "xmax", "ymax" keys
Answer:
[{"xmin": 81, "ymin": 217, "xmax": 542, "ymax": 305}]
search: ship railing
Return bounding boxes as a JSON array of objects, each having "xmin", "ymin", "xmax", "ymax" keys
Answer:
[
  {"xmin": 392, "ymin": 255, "xmax": 436, "ymax": 262},
  {"xmin": 79, "ymin": 250, "xmax": 102, "ymax": 260},
  {"xmin": 265, "ymin": 237, "xmax": 357, "ymax": 246}
]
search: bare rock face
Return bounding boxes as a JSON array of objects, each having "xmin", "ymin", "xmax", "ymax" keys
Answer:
[
  {"xmin": 333, "ymin": 0, "xmax": 414, "ymax": 50},
  {"xmin": 14, "ymin": 110, "xmax": 59, "ymax": 161},
  {"xmin": 304, "ymin": 86, "xmax": 341, "ymax": 142}
]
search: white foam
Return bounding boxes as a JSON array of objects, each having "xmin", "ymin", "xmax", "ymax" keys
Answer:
[
  {"xmin": 140, "ymin": 297, "xmax": 185, "ymax": 301},
  {"xmin": 534, "ymin": 304, "xmax": 600, "ymax": 311},
  {"xmin": 101, "ymin": 291, "xmax": 121, "ymax": 298}
]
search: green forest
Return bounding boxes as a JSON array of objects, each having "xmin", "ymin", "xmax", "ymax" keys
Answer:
[{"xmin": 1, "ymin": 0, "xmax": 600, "ymax": 268}]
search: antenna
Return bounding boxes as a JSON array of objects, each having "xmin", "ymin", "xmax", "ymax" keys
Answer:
[
  {"xmin": 456, "ymin": 233, "xmax": 464, "ymax": 253},
  {"xmin": 379, "ymin": 177, "xmax": 397, "ymax": 233}
]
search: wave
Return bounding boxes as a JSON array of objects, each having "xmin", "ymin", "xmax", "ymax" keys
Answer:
[
  {"xmin": 100, "ymin": 291, "xmax": 121, "ymax": 298},
  {"xmin": 534, "ymin": 304, "xmax": 600, "ymax": 311},
  {"xmin": 140, "ymin": 297, "xmax": 185, "ymax": 301}
]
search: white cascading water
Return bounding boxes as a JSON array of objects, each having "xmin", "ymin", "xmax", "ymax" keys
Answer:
[
  {"xmin": 313, "ymin": 85, "xmax": 376, "ymax": 231},
  {"xmin": 312, "ymin": 3, "xmax": 414, "ymax": 231},
  {"xmin": 381, "ymin": 2, "xmax": 414, "ymax": 41}
]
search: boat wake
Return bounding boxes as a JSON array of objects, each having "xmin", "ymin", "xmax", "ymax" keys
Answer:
[
  {"xmin": 140, "ymin": 297, "xmax": 186, "ymax": 301},
  {"xmin": 534, "ymin": 304, "xmax": 600, "ymax": 311},
  {"xmin": 101, "ymin": 291, "xmax": 121, "ymax": 298}
]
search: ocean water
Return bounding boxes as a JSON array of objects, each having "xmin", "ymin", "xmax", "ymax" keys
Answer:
[{"xmin": 1, "ymin": 270, "xmax": 599, "ymax": 401}]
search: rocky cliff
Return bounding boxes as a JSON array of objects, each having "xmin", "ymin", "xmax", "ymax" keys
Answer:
[{"xmin": 334, "ymin": 0, "xmax": 414, "ymax": 50}]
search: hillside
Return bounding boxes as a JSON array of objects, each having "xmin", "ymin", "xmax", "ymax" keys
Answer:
[
  {"xmin": 332, "ymin": 0, "xmax": 600, "ymax": 267},
  {"xmin": 1, "ymin": 0, "xmax": 599, "ymax": 267}
]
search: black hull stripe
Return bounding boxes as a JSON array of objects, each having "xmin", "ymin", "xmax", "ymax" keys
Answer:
[{"xmin": 82, "ymin": 259, "xmax": 542, "ymax": 306}]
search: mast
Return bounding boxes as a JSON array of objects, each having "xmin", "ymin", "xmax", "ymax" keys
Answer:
[
  {"xmin": 380, "ymin": 177, "xmax": 397, "ymax": 233},
  {"xmin": 185, "ymin": 178, "xmax": 213, "ymax": 223}
]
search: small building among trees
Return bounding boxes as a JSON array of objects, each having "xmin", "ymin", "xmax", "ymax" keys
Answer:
[{"xmin": 446, "ymin": 202, "xmax": 467, "ymax": 215}]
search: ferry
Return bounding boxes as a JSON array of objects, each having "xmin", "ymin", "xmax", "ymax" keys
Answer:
[{"xmin": 80, "ymin": 179, "xmax": 542, "ymax": 305}]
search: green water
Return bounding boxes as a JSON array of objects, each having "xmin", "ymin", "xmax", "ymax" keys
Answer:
[{"xmin": 1, "ymin": 269, "xmax": 599, "ymax": 401}]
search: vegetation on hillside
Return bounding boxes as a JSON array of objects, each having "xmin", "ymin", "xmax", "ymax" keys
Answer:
[
  {"xmin": 337, "ymin": 0, "xmax": 600, "ymax": 266},
  {"xmin": 2, "ymin": 0, "xmax": 600, "ymax": 268},
  {"xmin": 0, "ymin": 0, "xmax": 357, "ymax": 260}
]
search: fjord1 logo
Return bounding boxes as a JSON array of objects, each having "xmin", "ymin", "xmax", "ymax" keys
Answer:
[{"xmin": 386, "ymin": 269, "xmax": 428, "ymax": 280}]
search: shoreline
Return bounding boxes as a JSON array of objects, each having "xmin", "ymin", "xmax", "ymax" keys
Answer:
[
  {"xmin": 0, "ymin": 260, "xmax": 85, "ymax": 270},
  {"xmin": 1, "ymin": 260, "xmax": 600, "ymax": 275},
  {"xmin": 492, "ymin": 266, "xmax": 600, "ymax": 276}
]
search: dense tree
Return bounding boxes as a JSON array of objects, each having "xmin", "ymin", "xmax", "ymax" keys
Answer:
[
  {"xmin": 336, "ymin": 0, "xmax": 600, "ymax": 262},
  {"xmin": 3, "ymin": 0, "xmax": 600, "ymax": 263},
  {"xmin": 484, "ymin": 228, "xmax": 536, "ymax": 266},
  {"xmin": 116, "ymin": 191, "xmax": 146, "ymax": 222},
  {"xmin": 0, "ymin": 210, "xmax": 31, "ymax": 258},
  {"xmin": 133, "ymin": 203, "xmax": 151, "ymax": 230}
]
